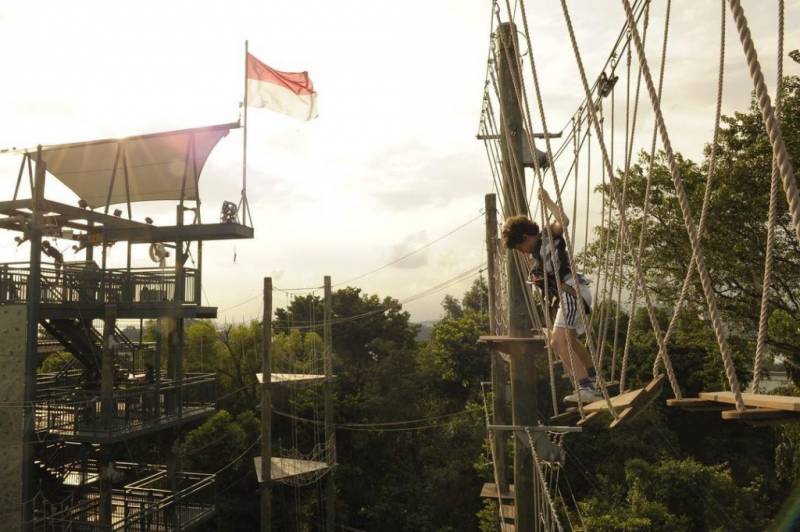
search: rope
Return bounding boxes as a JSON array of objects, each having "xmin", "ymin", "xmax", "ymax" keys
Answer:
[
  {"xmin": 751, "ymin": 0, "xmax": 783, "ymax": 392},
  {"xmin": 726, "ymin": 0, "xmax": 800, "ymax": 244},
  {"xmin": 611, "ymin": 20, "xmax": 648, "ymax": 382},
  {"xmin": 525, "ymin": 427, "xmax": 564, "ymax": 532},
  {"xmin": 559, "ymin": 0, "xmax": 683, "ymax": 401},
  {"xmin": 621, "ymin": 0, "xmax": 670, "ymax": 393},
  {"xmin": 619, "ymin": 0, "xmax": 744, "ymax": 410},
  {"xmin": 661, "ymin": 0, "xmax": 726, "ymax": 358}
]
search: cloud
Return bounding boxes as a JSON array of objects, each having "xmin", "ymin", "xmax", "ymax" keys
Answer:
[{"xmin": 388, "ymin": 230, "xmax": 430, "ymax": 270}]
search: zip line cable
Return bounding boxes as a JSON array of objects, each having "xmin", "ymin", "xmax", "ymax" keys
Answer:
[{"xmin": 216, "ymin": 209, "xmax": 485, "ymax": 310}]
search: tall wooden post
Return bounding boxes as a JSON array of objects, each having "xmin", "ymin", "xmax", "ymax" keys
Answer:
[
  {"xmin": 260, "ymin": 277, "xmax": 272, "ymax": 532},
  {"xmin": 21, "ymin": 148, "xmax": 45, "ymax": 532},
  {"xmin": 497, "ymin": 22, "xmax": 538, "ymax": 531},
  {"xmin": 485, "ymin": 194, "xmax": 509, "ymax": 491},
  {"xmin": 323, "ymin": 276, "xmax": 336, "ymax": 531}
]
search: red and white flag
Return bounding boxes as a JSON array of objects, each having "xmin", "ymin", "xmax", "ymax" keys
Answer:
[{"xmin": 246, "ymin": 53, "xmax": 318, "ymax": 121}]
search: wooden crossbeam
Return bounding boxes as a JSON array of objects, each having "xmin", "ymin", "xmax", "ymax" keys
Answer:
[
  {"xmin": 698, "ymin": 391, "xmax": 800, "ymax": 412},
  {"xmin": 478, "ymin": 335, "xmax": 546, "ymax": 358}
]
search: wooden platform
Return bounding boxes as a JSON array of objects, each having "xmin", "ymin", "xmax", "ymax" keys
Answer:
[
  {"xmin": 480, "ymin": 482, "xmax": 515, "ymax": 500},
  {"xmin": 253, "ymin": 456, "xmax": 332, "ymax": 483},
  {"xmin": 256, "ymin": 373, "xmax": 333, "ymax": 386},
  {"xmin": 577, "ymin": 376, "xmax": 664, "ymax": 429},
  {"xmin": 668, "ymin": 391, "xmax": 800, "ymax": 425},
  {"xmin": 478, "ymin": 335, "xmax": 546, "ymax": 358},
  {"xmin": 698, "ymin": 391, "xmax": 800, "ymax": 411}
]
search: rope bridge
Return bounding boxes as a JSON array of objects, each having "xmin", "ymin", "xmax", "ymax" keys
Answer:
[{"xmin": 477, "ymin": 0, "xmax": 796, "ymax": 529}]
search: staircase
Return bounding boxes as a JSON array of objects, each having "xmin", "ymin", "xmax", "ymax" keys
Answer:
[{"xmin": 40, "ymin": 318, "xmax": 101, "ymax": 369}]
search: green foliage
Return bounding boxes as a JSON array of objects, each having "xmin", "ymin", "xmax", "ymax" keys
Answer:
[{"xmin": 580, "ymin": 458, "xmax": 768, "ymax": 532}]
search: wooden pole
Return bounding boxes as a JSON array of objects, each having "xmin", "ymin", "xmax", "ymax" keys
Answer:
[
  {"xmin": 323, "ymin": 276, "xmax": 336, "ymax": 531},
  {"xmin": 484, "ymin": 193, "xmax": 509, "ymax": 492},
  {"xmin": 21, "ymin": 148, "xmax": 45, "ymax": 532},
  {"xmin": 260, "ymin": 277, "xmax": 272, "ymax": 532},
  {"xmin": 497, "ymin": 22, "xmax": 538, "ymax": 531}
]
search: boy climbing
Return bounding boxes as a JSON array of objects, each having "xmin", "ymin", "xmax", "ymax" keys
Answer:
[{"xmin": 501, "ymin": 188, "xmax": 600, "ymax": 404}]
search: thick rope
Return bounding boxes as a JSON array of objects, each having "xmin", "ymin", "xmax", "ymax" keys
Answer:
[
  {"xmin": 612, "ymin": 27, "xmax": 648, "ymax": 382},
  {"xmin": 619, "ymin": 0, "xmax": 744, "ymax": 411},
  {"xmin": 751, "ymin": 0, "xmax": 783, "ymax": 393},
  {"xmin": 621, "ymin": 0, "xmax": 670, "ymax": 393},
  {"xmin": 726, "ymin": 0, "xmax": 800, "ymax": 243},
  {"xmin": 525, "ymin": 428, "xmax": 565, "ymax": 532},
  {"xmin": 661, "ymin": 0, "xmax": 726, "ymax": 356},
  {"xmin": 559, "ymin": 0, "xmax": 683, "ymax": 400}
]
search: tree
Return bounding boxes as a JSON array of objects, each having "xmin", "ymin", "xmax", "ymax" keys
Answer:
[
  {"xmin": 579, "ymin": 457, "xmax": 770, "ymax": 532},
  {"xmin": 583, "ymin": 76, "xmax": 800, "ymax": 387}
]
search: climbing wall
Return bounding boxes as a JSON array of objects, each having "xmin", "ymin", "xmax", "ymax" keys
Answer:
[{"xmin": 0, "ymin": 305, "xmax": 27, "ymax": 531}]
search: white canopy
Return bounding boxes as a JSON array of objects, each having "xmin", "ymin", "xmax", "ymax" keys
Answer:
[{"xmin": 32, "ymin": 122, "xmax": 238, "ymax": 208}]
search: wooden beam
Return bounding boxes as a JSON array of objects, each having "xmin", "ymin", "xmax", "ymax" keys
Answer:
[
  {"xmin": 698, "ymin": 391, "xmax": 800, "ymax": 412},
  {"xmin": 478, "ymin": 335, "xmax": 548, "ymax": 358},
  {"xmin": 99, "ymin": 222, "xmax": 254, "ymax": 244},
  {"xmin": 480, "ymin": 482, "xmax": 515, "ymax": 500},
  {"xmin": 720, "ymin": 408, "xmax": 800, "ymax": 424},
  {"xmin": 666, "ymin": 398, "xmax": 728, "ymax": 411}
]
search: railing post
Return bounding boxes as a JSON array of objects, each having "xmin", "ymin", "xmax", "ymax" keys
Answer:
[{"xmin": 1, "ymin": 264, "xmax": 6, "ymax": 303}]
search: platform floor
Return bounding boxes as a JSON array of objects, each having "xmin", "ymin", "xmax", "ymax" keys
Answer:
[
  {"xmin": 256, "ymin": 373, "xmax": 332, "ymax": 386},
  {"xmin": 253, "ymin": 456, "xmax": 331, "ymax": 483}
]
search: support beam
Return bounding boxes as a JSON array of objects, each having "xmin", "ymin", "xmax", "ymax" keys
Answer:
[
  {"xmin": 260, "ymin": 277, "xmax": 272, "ymax": 532},
  {"xmin": 324, "ymin": 276, "xmax": 336, "ymax": 531},
  {"xmin": 485, "ymin": 193, "xmax": 509, "ymax": 492},
  {"xmin": 497, "ymin": 21, "xmax": 538, "ymax": 532},
  {"xmin": 99, "ymin": 304, "xmax": 116, "ymax": 530},
  {"xmin": 21, "ymin": 149, "xmax": 45, "ymax": 532}
]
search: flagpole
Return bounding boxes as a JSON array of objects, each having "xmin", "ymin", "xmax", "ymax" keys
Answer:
[{"xmin": 242, "ymin": 39, "xmax": 249, "ymax": 225}]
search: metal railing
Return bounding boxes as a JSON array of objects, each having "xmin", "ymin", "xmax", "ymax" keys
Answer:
[
  {"xmin": 38, "ymin": 470, "xmax": 215, "ymax": 531},
  {"xmin": 0, "ymin": 262, "xmax": 199, "ymax": 306},
  {"xmin": 35, "ymin": 373, "xmax": 216, "ymax": 439}
]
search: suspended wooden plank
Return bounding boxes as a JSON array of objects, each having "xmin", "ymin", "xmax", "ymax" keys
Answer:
[
  {"xmin": 698, "ymin": 391, "xmax": 800, "ymax": 412},
  {"xmin": 576, "ymin": 376, "xmax": 664, "ymax": 429},
  {"xmin": 549, "ymin": 408, "xmax": 581, "ymax": 425},
  {"xmin": 480, "ymin": 482, "xmax": 515, "ymax": 500},
  {"xmin": 253, "ymin": 456, "xmax": 331, "ymax": 483},
  {"xmin": 720, "ymin": 408, "xmax": 800, "ymax": 425},
  {"xmin": 255, "ymin": 373, "xmax": 333, "ymax": 386},
  {"xmin": 500, "ymin": 503, "xmax": 515, "ymax": 520},
  {"xmin": 666, "ymin": 398, "xmax": 728, "ymax": 411}
]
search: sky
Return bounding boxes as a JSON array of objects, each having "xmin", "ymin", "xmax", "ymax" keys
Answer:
[{"xmin": 0, "ymin": 0, "xmax": 797, "ymax": 322}]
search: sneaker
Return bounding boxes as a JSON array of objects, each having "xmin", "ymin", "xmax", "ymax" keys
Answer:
[{"xmin": 563, "ymin": 386, "xmax": 603, "ymax": 404}]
